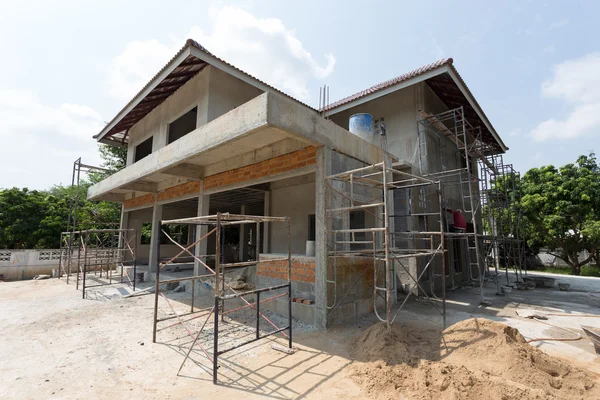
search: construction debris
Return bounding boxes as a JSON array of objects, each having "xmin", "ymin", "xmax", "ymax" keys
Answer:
[{"xmin": 271, "ymin": 343, "xmax": 296, "ymax": 354}]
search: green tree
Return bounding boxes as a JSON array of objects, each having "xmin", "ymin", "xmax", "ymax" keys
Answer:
[
  {"xmin": 520, "ymin": 154, "xmax": 600, "ymax": 275},
  {"xmin": 88, "ymin": 144, "xmax": 127, "ymax": 183},
  {"xmin": 0, "ymin": 188, "xmax": 50, "ymax": 248},
  {"xmin": 0, "ymin": 144, "xmax": 127, "ymax": 249}
]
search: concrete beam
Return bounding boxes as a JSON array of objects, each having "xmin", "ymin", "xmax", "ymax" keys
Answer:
[
  {"xmin": 88, "ymin": 93, "xmax": 270, "ymax": 200},
  {"xmin": 89, "ymin": 92, "xmax": 393, "ymax": 202},
  {"xmin": 119, "ymin": 181, "xmax": 158, "ymax": 193},
  {"xmin": 265, "ymin": 92, "xmax": 389, "ymax": 165},
  {"xmin": 92, "ymin": 193, "xmax": 127, "ymax": 202},
  {"xmin": 161, "ymin": 163, "xmax": 205, "ymax": 179},
  {"xmin": 203, "ymin": 137, "xmax": 306, "ymax": 177}
]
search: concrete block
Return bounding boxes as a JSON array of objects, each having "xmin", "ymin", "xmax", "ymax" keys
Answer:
[
  {"xmin": 327, "ymin": 302, "xmax": 356, "ymax": 325},
  {"xmin": 291, "ymin": 302, "xmax": 316, "ymax": 325},
  {"xmin": 356, "ymin": 298, "xmax": 373, "ymax": 317}
]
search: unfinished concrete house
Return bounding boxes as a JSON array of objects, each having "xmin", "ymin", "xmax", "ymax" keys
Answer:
[{"xmin": 86, "ymin": 39, "xmax": 516, "ymax": 330}]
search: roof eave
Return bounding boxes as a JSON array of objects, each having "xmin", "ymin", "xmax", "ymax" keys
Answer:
[
  {"xmin": 94, "ymin": 46, "xmax": 194, "ymax": 143},
  {"xmin": 187, "ymin": 46, "xmax": 315, "ymax": 114},
  {"xmin": 324, "ymin": 65, "xmax": 450, "ymax": 117},
  {"xmin": 324, "ymin": 65, "xmax": 508, "ymax": 153},
  {"xmin": 446, "ymin": 66, "xmax": 508, "ymax": 153}
]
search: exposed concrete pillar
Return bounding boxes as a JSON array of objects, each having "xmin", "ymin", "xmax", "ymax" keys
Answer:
[
  {"xmin": 239, "ymin": 205, "xmax": 248, "ymax": 262},
  {"xmin": 314, "ymin": 146, "xmax": 331, "ymax": 329},
  {"xmin": 148, "ymin": 203, "xmax": 163, "ymax": 276},
  {"xmin": 263, "ymin": 191, "xmax": 270, "ymax": 253},
  {"xmin": 153, "ymin": 125, "xmax": 168, "ymax": 153},
  {"xmin": 126, "ymin": 144, "xmax": 135, "ymax": 167},
  {"xmin": 383, "ymin": 153, "xmax": 397, "ymax": 303},
  {"xmin": 118, "ymin": 206, "xmax": 130, "ymax": 260},
  {"xmin": 119, "ymin": 206, "xmax": 129, "ymax": 243},
  {"xmin": 194, "ymin": 187, "xmax": 210, "ymax": 275},
  {"xmin": 119, "ymin": 205, "xmax": 129, "ymax": 230}
]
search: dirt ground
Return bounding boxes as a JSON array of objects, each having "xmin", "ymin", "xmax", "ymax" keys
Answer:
[{"xmin": 2, "ymin": 277, "xmax": 600, "ymax": 399}]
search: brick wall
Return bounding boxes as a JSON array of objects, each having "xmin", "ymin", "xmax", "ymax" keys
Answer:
[
  {"xmin": 257, "ymin": 258, "xmax": 315, "ymax": 283},
  {"xmin": 123, "ymin": 180, "xmax": 201, "ymax": 210},
  {"xmin": 123, "ymin": 193, "xmax": 156, "ymax": 209},
  {"xmin": 157, "ymin": 181, "xmax": 200, "ymax": 202},
  {"xmin": 123, "ymin": 146, "xmax": 317, "ymax": 209},
  {"xmin": 204, "ymin": 146, "xmax": 317, "ymax": 190}
]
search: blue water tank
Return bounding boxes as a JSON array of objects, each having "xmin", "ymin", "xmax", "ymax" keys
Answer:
[{"xmin": 349, "ymin": 113, "xmax": 374, "ymax": 140}]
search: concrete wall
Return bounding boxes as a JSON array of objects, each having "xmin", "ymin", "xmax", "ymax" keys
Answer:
[
  {"xmin": 0, "ymin": 249, "xmax": 63, "ymax": 280},
  {"xmin": 269, "ymin": 174, "xmax": 316, "ymax": 255},
  {"xmin": 207, "ymin": 66, "xmax": 263, "ymax": 123},
  {"xmin": 126, "ymin": 65, "xmax": 263, "ymax": 166},
  {"xmin": 127, "ymin": 67, "xmax": 211, "ymax": 166},
  {"xmin": 328, "ymin": 83, "xmax": 481, "ymax": 292},
  {"xmin": 126, "ymin": 203, "xmax": 198, "ymax": 263},
  {"xmin": 326, "ymin": 256, "xmax": 378, "ymax": 325},
  {"xmin": 329, "ymin": 86, "xmax": 418, "ymax": 164}
]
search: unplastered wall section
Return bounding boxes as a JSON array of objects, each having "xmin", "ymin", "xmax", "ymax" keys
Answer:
[
  {"xmin": 207, "ymin": 66, "xmax": 264, "ymax": 123},
  {"xmin": 127, "ymin": 204, "xmax": 199, "ymax": 263},
  {"xmin": 329, "ymin": 86, "xmax": 418, "ymax": 164},
  {"xmin": 126, "ymin": 67, "xmax": 211, "ymax": 166},
  {"xmin": 269, "ymin": 174, "xmax": 316, "ymax": 255},
  {"xmin": 423, "ymin": 83, "xmax": 480, "ymax": 219}
]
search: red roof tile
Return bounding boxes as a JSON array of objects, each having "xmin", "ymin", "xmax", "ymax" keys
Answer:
[{"xmin": 322, "ymin": 58, "xmax": 453, "ymax": 111}]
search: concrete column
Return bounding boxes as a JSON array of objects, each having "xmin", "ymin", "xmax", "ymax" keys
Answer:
[
  {"xmin": 384, "ymin": 153, "xmax": 396, "ymax": 303},
  {"xmin": 194, "ymin": 188, "xmax": 210, "ymax": 275},
  {"xmin": 263, "ymin": 191, "xmax": 270, "ymax": 253},
  {"xmin": 314, "ymin": 146, "xmax": 331, "ymax": 329},
  {"xmin": 239, "ymin": 205, "xmax": 248, "ymax": 262},
  {"xmin": 126, "ymin": 143, "xmax": 135, "ymax": 166},
  {"xmin": 118, "ymin": 206, "xmax": 129, "ymax": 260},
  {"xmin": 152, "ymin": 125, "xmax": 168, "ymax": 153},
  {"xmin": 119, "ymin": 206, "xmax": 129, "ymax": 242},
  {"xmin": 148, "ymin": 203, "xmax": 163, "ymax": 276}
]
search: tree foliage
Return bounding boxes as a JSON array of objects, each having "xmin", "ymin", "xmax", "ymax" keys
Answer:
[
  {"xmin": 0, "ymin": 145, "xmax": 127, "ymax": 249},
  {"xmin": 519, "ymin": 153, "xmax": 600, "ymax": 275}
]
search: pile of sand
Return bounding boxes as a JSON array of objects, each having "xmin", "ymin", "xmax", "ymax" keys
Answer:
[{"xmin": 349, "ymin": 318, "xmax": 599, "ymax": 399}]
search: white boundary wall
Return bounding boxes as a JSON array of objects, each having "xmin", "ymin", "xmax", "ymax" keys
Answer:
[{"xmin": 0, "ymin": 249, "xmax": 63, "ymax": 280}]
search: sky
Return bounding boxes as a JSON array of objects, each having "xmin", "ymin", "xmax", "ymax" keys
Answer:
[{"xmin": 0, "ymin": 0, "xmax": 598, "ymax": 190}]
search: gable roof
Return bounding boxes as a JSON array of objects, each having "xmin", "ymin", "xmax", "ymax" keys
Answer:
[
  {"xmin": 322, "ymin": 58, "xmax": 507, "ymax": 153},
  {"xmin": 96, "ymin": 39, "xmax": 506, "ymax": 153},
  {"xmin": 95, "ymin": 39, "xmax": 313, "ymax": 146},
  {"xmin": 323, "ymin": 58, "xmax": 453, "ymax": 111}
]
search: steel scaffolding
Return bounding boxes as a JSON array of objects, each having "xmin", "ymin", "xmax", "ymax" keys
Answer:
[
  {"xmin": 58, "ymin": 228, "xmax": 137, "ymax": 298},
  {"xmin": 324, "ymin": 106, "xmax": 523, "ymax": 327},
  {"xmin": 59, "ymin": 158, "xmax": 123, "ymax": 288},
  {"xmin": 153, "ymin": 213, "xmax": 293, "ymax": 384},
  {"xmin": 324, "ymin": 150, "xmax": 447, "ymax": 329},
  {"xmin": 417, "ymin": 107, "xmax": 525, "ymax": 302}
]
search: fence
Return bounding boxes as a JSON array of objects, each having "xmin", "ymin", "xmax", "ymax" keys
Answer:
[{"xmin": 0, "ymin": 249, "xmax": 70, "ymax": 280}]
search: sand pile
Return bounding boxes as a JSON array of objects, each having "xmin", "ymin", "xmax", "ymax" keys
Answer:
[{"xmin": 349, "ymin": 318, "xmax": 600, "ymax": 400}]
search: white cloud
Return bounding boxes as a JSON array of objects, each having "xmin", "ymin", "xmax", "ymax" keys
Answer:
[
  {"xmin": 2, "ymin": 6, "xmax": 335, "ymax": 189},
  {"xmin": 0, "ymin": 90, "xmax": 104, "ymax": 141},
  {"xmin": 530, "ymin": 53, "xmax": 600, "ymax": 141},
  {"xmin": 105, "ymin": 6, "xmax": 336, "ymax": 102},
  {"xmin": 106, "ymin": 39, "xmax": 178, "ymax": 101},
  {"xmin": 0, "ymin": 90, "xmax": 103, "ymax": 189}
]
